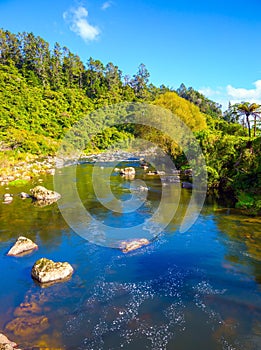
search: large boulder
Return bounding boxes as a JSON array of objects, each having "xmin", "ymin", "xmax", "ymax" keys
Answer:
[
  {"xmin": 7, "ymin": 236, "xmax": 38, "ymax": 256},
  {"xmin": 30, "ymin": 186, "xmax": 61, "ymax": 201},
  {"xmin": 31, "ymin": 258, "xmax": 73, "ymax": 284},
  {"xmin": 120, "ymin": 238, "xmax": 150, "ymax": 253}
]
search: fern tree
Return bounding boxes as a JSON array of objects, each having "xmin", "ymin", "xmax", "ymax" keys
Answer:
[{"xmin": 233, "ymin": 102, "xmax": 261, "ymax": 138}]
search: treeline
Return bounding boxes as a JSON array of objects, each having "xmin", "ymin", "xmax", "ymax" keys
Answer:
[{"xmin": 0, "ymin": 29, "xmax": 163, "ymax": 103}]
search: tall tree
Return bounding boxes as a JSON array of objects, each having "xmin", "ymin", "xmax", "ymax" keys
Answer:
[
  {"xmin": 232, "ymin": 102, "xmax": 261, "ymax": 138},
  {"xmin": 131, "ymin": 63, "xmax": 150, "ymax": 99}
]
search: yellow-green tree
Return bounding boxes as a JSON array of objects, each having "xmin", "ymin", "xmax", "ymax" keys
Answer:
[{"xmin": 154, "ymin": 91, "xmax": 207, "ymax": 132}]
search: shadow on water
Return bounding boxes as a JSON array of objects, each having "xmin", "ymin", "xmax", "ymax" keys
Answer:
[{"xmin": 0, "ymin": 162, "xmax": 260, "ymax": 349}]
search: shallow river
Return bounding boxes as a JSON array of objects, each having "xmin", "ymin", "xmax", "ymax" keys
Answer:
[{"xmin": 0, "ymin": 162, "xmax": 260, "ymax": 349}]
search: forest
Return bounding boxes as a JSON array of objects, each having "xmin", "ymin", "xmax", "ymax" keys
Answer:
[{"xmin": 0, "ymin": 28, "xmax": 260, "ymax": 214}]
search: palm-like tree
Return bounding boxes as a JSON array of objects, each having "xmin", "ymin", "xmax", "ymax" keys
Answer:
[{"xmin": 234, "ymin": 102, "xmax": 261, "ymax": 138}]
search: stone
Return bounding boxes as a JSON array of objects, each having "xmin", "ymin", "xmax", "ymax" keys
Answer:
[
  {"xmin": 31, "ymin": 258, "xmax": 73, "ymax": 284},
  {"xmin": 120, "ymin": 167, "xmax": 136, "ymax": 176},
  {"xmin": 3, "ymin": 194, "xmax": 13, "ymax": 203},
  {"xmin": 120, "ymin": 238, "xmax": 150, "ymax": 253},
  {"xmin": 30, "ymin": 186, "xmax": 61, "ymax": 201},
  {"xmin": 14, "ymin": 301, "xmax": 42, "ymax": 317},
  {"xmin": 0, "ymin": 344, "xmax": 13, "ymax": 350},
  {"xmin": 7, "ymin": 236, "xmax": 38, "ymax": 256},
  {"xmin": 0, "ymin": 334, "xmax": 17, "ymax": 349},
  {"xmin": 5, "ymin": 315, "xmax": 49, "ymax": 337},
  {"xmin": 20, "ymin": 192, "xmax": 30, "ymax": 199}
]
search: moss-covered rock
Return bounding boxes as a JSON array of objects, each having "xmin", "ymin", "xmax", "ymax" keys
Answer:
[
  {"xmin": 30, "ymin": 186, "xmax": 61, "ymax": 201},
  {"xmin": 31, "ymin": 258, "xmax": 73, "ymax": 284}
]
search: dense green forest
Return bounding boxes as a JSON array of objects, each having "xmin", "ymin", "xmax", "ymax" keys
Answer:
[{"xmin": 0, "ymin": 29, "xmax": 260, "ymax": 214}]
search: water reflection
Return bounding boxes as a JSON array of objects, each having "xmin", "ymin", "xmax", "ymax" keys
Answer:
[{"xmin": 214, "ymin": 211, "xmax": 261, "ymax": 285}]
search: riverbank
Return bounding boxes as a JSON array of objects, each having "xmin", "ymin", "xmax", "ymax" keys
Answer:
[
  {"xmin": 1, "ymin": 149, "xmax": 260, "ymax": 216},
  {"xmin": 0, "ymin": 154, "xmax": 56, "ymax": 187}
]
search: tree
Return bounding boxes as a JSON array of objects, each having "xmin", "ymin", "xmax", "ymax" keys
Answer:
[
  {"xmin": 131, "ymin": 63, "xmax": 150, "ymax": 99},
  {"xmin": 232, "ymin": 102, "xmax": 261, "ymax": 138},
  {"xmin": 176, "ymin": 83, "xmax": 222, "ymax": 119}
]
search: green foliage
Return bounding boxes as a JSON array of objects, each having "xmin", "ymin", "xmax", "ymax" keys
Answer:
[
  {"xmin": 90, "ymin": 127, "xmax": 133, "ymax": 151},
  {"xmin": 236, "ymin": 192, "xmax": 261, "ymax": 215},
  {"xmin": 8, "ymin": 179, "xmax": 30, "ymax": 186}
]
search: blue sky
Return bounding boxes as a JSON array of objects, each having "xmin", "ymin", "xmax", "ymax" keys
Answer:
[{"xmin": 0, "ymin": 0, "xmax": 261, "ymax": 109}]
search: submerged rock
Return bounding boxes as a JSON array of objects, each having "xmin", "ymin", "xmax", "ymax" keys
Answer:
[
  {"xmin": 30, "ymin": 186, "xmax": 61, "ymax": 201},
  {"xmin": 120, "ymin": 238, "xmax": 150, "ymax": 253},
  {"xmin": 7, "ymin": 236, "xmax": 38, "ymax": 256},
  {"xmin": 14, "ymin": 301, "xmax": 42, "ymax": 317},
  {"xmin": 5, "ymin": 315, "xmax": 49, "ymax": 338},
  {"xmin": 31, "ymin": 258, "xmax": 73, "ymax": 284}
]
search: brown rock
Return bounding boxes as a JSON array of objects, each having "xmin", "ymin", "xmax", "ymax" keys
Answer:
[
  {"xmin": 5, "ymin": 315, "xmax": 49, "ymax": 337},
  {"xmin": 14, "ymin": 301, "xmax": 41, "ymax": 317}
]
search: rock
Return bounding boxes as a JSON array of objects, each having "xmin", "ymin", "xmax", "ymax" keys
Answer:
[
  {"xmin": 20, "ymin": 192, "xmax": 30, "ymax": 199},
  {"xmin": 0, "ymin": 334, "xmax": 18, "ymax": 349},
  {"xmin": 7, "ymin": 236, "xmax": 38, "ymax": 256},
  {"xmin": 31, "ymin": 258, "xmax": 73, "ymax": 284},
  {"xmin": 141, "ymin": 165, "xmax": 149, "ymax": 170},
  {"xmin": 3, "ymin": 194, "xmax": 13, "ymax": 203},
  {"xmin": 30, "ymin": 186, "xmax": 61, "ymax": 201},
  {"xmin": 33, "ymin": 198, "xmax": 60, "ymax": 207},
  {"xmin": 182, "ymin": 181, "xmax": 193, "ymax": 189},
  {"xmin": 0, "ymin": 343, "xmax": 14, "ymax": 350},
  {"xmin": 5, "ymin": 315, "xmax": 49, "ymax": 337},
  {"xmin": 120, "ymin": 238, "xmax": 150, "ymax": 253},
  {"xmin": 14, "ymin": 301, "xmax": 42, "ymax": 317},
  {"xmin": 120, "ymin": 167, "xmax": 136, "ymax": 176}
]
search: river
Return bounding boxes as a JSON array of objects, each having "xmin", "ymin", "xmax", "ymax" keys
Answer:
[{"xmin": 0, "ymin": 161, "xmax": 260, "ymax": 349}]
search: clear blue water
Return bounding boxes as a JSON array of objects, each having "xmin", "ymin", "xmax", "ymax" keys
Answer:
[{"xmin": 0, "ymin": 162, "xmax": 260, "ymax": 349}]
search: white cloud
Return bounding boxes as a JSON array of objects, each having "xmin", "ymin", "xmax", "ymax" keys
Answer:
[
  {"xmin": 198, "ymin": 81, "xmax": 261, "ymax": 111},
  {"xmin": 101, "ymin": 1, "xmax": 113, "ymax": 10},
  {"xmin": 199, "ymin": 87, "xmax": 222, "ymax": 97},
  {"xmin": 63, "ymin": 6, "xmax": 100, "ymax": 42},
  {"xmin": 226, "ymin": 80, "xmax": 261, "ymax": 105}
]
